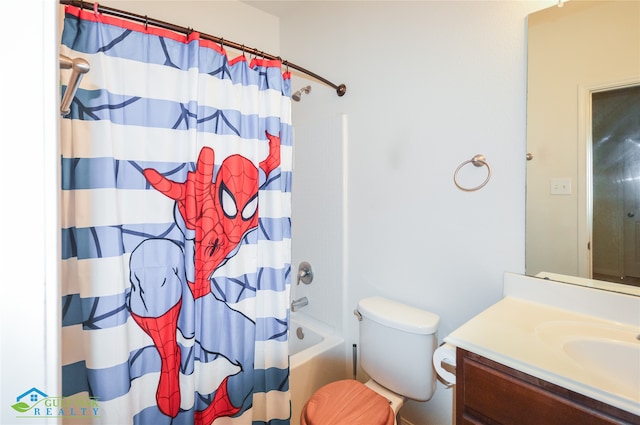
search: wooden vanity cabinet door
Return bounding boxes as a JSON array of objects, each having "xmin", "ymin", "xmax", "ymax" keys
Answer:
[{"xmin": 455, "ymin": 348, "xmax": 640, "ymax": 425}]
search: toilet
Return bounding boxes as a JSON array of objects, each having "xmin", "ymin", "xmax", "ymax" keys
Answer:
[{"xmin": 300, "ymin": 296, "xmax": 440, "ymax": 425}]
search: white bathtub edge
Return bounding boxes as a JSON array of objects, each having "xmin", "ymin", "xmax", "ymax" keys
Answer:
[{"xmin": 290, "ymin": 312, "xmax": 344, "ymax": 370}]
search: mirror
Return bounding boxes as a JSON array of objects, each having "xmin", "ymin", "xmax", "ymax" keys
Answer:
[{"xmin": 525, "ymin": 0, "xmax": 640, "ymax": 293}]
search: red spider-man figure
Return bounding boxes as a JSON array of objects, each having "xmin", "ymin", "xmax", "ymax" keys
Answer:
[
  {"xmin": 128, "ymin": 131, "xmax": 281, "ymax": 422},
  {"xmin": 144, "ymin": 131, "xmax": 280, "ymax": 300}
]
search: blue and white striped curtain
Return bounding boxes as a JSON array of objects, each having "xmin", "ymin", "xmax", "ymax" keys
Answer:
[{"xmin": 59, "ymin": 5, "xmax": 292, "ymax": 424}]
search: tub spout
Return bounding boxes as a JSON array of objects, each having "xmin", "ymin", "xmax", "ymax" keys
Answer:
[{"xmin": 291, "ymin": 297, "xmax": 309, "ymax": 312}]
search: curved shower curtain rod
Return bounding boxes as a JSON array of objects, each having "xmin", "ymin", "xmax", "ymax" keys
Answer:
[{"xmin": 59, "ymin": 0, "xmax": 347, "ymax": 97}]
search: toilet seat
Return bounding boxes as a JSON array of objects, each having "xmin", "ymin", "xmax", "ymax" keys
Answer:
[{"xmin": 300, "ymin": 380, "xmax": 395, "ymax": 425}]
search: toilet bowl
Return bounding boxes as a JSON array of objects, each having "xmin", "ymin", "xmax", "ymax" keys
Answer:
[{"xmin": 300, "ymin": 296, "xmax": 440, "ymax": 425}]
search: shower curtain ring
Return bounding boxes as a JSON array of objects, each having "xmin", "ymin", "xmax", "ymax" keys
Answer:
[{"xmin": 144, "ymin": 15, "xmax": 148, "ymax": 30}]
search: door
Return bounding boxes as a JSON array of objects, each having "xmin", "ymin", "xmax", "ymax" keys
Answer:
[
  {"xmin": 623, "ymin": 125, "xmax": 640, "ymax": 278},
  {"xmin": 592, "ymin": 84, "xmax": 640, "ymax": 280}
]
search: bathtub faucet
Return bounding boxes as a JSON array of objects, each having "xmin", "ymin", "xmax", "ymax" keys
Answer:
[{"xmin": 291, "ymin": 296, "xmax": 309, "ymax": 312}]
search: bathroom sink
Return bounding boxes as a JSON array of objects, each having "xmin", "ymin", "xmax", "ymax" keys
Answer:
[
  {"xmin": 563, "ymin": 338, "xmax": 640, "ymax": 394},
  {"xmin": 445, "ymin": 292, "xmax": 640, "ymax": 415},
  {"xmin": 535, "ymin": 321, "xmax": 640, "ymax": 397}
]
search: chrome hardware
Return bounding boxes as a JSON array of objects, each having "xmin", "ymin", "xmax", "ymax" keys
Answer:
[
  {"xmin": 59, "ymin": 54, "xmax": 90, "ymax": 116},
  {"xmin": 297, "ymin": 261, "xmax": 314, "ymax": 285},
  {"xmin": 628, "ymin": 212, "xmax": 635, "ymax": 218},
  {"xmin": 353, "ymin": 309, "xmax": 362, "ymax": 321},
  {"xmin": 296, "ymin": 327, "xmax": 304, "ymax": 339},
  {"xmin": 453, "ymin": 154, "xmax": 492, "ymax": 192},
  {"xmin": 291, "ymin": 297, "xmax": 309, "ymax": 312},
  {"xmin": 352, "ymin": 344, "xmax": 358, "ymax": 379},
  {"xmin": 441, "ymin": 360, "xmax": 456, "ymax": 376}
]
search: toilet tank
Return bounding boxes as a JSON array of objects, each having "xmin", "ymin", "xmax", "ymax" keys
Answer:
[{"xmin": 357, "ymin": 296, "xmax": 440, "ymax": 401}]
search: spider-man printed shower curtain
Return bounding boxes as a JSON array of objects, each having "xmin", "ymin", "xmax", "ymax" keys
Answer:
[{"xmin": 59, "ymin": 5, "xmax": 292, "ymax": 425}]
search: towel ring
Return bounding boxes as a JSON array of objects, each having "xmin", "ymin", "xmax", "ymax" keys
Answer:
[{"xmin": 453, "ymin": 154, "xmax": 491, "ymax": 192}]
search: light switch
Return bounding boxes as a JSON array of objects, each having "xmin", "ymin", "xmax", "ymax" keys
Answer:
[{"xmin": 550, "ymin": 178, "xmax": 572, "ymax": 195}]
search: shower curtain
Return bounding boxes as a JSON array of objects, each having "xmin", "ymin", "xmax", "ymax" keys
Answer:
[{"xmin": 59, "ymin": 5, "xmax": 292, "ymax": 425}]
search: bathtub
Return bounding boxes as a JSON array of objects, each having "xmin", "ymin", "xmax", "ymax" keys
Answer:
[{"xmin": 289, "ymin": 312, "xmax": 346, "ymax": 425}]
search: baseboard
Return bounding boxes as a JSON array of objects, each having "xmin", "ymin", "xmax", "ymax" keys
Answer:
[{"xmin": 399, "ymin": 417, "xmax": 416, "ymax": 425}]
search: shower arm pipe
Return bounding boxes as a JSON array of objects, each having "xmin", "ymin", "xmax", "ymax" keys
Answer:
[{"xmin": 59, "ymin": 0, "xmax": 347, "ymax": 97}]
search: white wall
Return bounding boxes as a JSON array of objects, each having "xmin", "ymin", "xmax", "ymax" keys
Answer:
[
  {"xmin": 290, "ymin": 112, "xmax": 347, "ymax": 331},
  {"xmin": 268, "ymin": 1, "xmax": 556, "ymax": 424},
  {"xmin": 0, "ymin": 1, "xmax": 59, "ymax": 424}
]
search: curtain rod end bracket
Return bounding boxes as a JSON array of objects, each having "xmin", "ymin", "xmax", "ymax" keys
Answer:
[{"xmin": 336, "ymin": 84, "xmax": 347, "ymax": 97}]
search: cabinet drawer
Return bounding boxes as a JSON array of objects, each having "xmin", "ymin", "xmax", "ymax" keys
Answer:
[{"xmin": 456, "ymin": 349, "xmax": 639, "ymax": 425}]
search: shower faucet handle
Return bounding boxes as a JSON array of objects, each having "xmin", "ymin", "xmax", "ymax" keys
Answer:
[{"xmin": 296, "ymin": 261, "xmax": 314, "ymax": 285}]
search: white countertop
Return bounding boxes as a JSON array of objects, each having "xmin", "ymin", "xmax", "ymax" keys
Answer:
[{"xmin": 444, "ymin": 273, "xmax": 640, "ymax": 416}]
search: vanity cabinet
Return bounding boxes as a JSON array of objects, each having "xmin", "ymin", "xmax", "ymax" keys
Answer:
[{"xmin": 455, "ymin": 348, "xmax": 640, "ymax": 425}]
